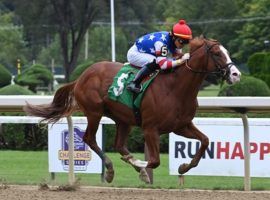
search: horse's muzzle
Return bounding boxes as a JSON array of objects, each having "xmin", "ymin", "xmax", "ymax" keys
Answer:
[{"xmin": 226, "ymin": 64, "xmax": 241, "ymax": 84}]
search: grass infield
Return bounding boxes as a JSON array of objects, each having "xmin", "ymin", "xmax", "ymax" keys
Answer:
[{"xmin": 0, "ymin": 151, "xmax": 270, "ymax": 190}]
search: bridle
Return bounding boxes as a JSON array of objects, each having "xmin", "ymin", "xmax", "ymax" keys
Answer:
[{"xmin": 184, "ymin": 40, "xmax": 234, "ymax": 79}]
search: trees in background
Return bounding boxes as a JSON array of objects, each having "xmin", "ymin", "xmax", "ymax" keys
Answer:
[
  {"xmin": 0, "ymin": 8, "xmax": 26, "ymax": 73},
  {"xmin": 158, "ymin": 0, "xmax": 245, "ymax": 61},
  {"xmin": 13, "ymin": 0, "xmax": 105, "ymax": 81},
  {"xmin": 0, "ymin": 0, "xmax": 268, "ymax": 82},
  {"xmin": 11, "ymin": 0, "xmax": 159, "ymax": 81},
  {"xmin": 230, "ymin": 0, "xmax": 270, "ymax": 63},
  {"xmin": 49, "ymin": 0, "xmax": 102, "ymax": 81}
]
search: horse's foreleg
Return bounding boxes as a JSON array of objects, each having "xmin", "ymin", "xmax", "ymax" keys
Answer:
[
  {"xmin": 114, "ymin": 123, "xmax": 150, "ymax": 183},
  {"xmin": 115, "ymin": 123, "xmax": 147, "ymax": 171},
  {"xmin": 83, "ymin": 115, "xmax": 114, "ymax": 183},
  {"xmin": 121, "ymin": 127, "xmax": 161, "ymax": 183},
  {"xmin": 125, "ymin": 127, "xmax": 160, "ymax": 184},
  {"xmin": 175, "ymin": 123, "xmax": 209, "ymax": 174},
  {"xmin": 121, "ymin": 154, "xmax": 150, "ymax": 184}
]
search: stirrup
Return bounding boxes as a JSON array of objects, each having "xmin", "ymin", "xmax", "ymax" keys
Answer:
[{"xmin": 126, "ymin": 82, "xmax": 142, "ymax": 93}]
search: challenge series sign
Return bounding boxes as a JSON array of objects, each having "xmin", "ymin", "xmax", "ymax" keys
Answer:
[
  {"xmin": 48, "ymin": 123, "xmax": 102, "ymax": 173},
  {"xmin": 169, "ymin": 118, "xmax": 270, "ymax": 177}
]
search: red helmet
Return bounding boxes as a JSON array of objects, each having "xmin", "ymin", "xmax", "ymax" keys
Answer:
[{"xmin": 172, "ymin": 19, "xmax": 192, "ymax": 40}]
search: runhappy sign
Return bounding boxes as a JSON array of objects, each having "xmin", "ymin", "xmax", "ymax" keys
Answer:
[{"xmin": 169, "ymin": 118, "xmax": 270, "ymax": 177}]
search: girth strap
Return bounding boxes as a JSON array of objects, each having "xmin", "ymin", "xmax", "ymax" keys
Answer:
[{"xmin": 132, "ymin": 93, "xmax": 142, "ymax": 126}]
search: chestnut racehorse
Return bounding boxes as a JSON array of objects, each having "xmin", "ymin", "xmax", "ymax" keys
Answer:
[{"xmin": 24, "ymin": 37, "xmax": 241, "ymax": 183}]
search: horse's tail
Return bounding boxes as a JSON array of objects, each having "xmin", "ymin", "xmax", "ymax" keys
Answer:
[{"xmin": 23, "ymin": 81, "xmax": 77, "ymax": 124}]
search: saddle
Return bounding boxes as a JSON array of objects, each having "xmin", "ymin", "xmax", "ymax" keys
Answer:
[{"xmin": 108, "ymin": 63, "xmax": 159, "ymax": 124}]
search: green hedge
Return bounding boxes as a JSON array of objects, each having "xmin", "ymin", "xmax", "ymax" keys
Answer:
[
  {"xmin": 1, "ymin": 123, "xmax": 48, "ymax": 150},
  {"xmin": 218, "ymin": 75, "xmax": 270, "ymax": 96},
  {"xmin": 0, "ymin": 84, "xmax": 47, "ymax": 150},
  {"xmin": 0, "ymin": 84, "xmax": 35, "ymax": 95},
  {"xmin": 104, "ymin": 125, "xmax": 168, "ymax": 153},
  {"xmin": 247, "ymin": 52, "xmax": 267, "ymax": 74},
  {"xmin": 0, "ymin": 64, "xmax": 12, "ymax": 87},
  {"xmin": 14, "ymin": 63, "xmax": 53, "ymax": 92},
  {"xmin": 247, "ymin": 52, "xmax": 270, "ymax": 87}
]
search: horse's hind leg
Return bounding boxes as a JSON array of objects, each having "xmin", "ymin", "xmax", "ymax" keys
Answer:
[
  {"xmin": 144, "ymin": 128, "xmax": 161, "ymax": 169},
  {"xmin": 114, "ymin": 122, "xmax": 150, "ymax": 183},
  {"xmin": 114, "ymin": 122, "xmax": 131, "ymax": 156},
  {"xmin": 174, "ymin": 122, "xmax": 209, "ymax": 174},
  {"xmin": 83, "ymin": 115, "xmax": 114, "ymax": 183}
]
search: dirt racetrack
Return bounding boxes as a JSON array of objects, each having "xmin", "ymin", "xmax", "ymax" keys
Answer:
[{"xmin": 1, "ymin": 185, "xmax": 270, "ymax": 200}]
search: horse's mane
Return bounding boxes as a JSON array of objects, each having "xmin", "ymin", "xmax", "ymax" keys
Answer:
[
  {"xmin": 189, "ymin": 37, "xmax": 219, "ymax": 54},
  {"xmin": 189, "ymin": 37, "xmax": 204, "ymax": 53}
]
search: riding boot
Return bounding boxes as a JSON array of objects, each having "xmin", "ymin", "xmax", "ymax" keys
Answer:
[{"xmin": 127, "ymin": 61, "xmax": 158, "ymax": 93}]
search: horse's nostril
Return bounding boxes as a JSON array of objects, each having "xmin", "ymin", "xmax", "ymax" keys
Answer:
[{"xmin": 232, "ymin": 72, "xmax": 239, "ymax": 76}]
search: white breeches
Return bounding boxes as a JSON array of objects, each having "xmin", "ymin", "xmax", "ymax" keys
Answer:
[{"xmin": 127, "ymin": 44, "xmax": 156, "ymax": 68}]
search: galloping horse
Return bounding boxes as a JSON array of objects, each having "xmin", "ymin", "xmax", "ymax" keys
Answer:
[{"xmin": 24, "ymin": 36, "xmax": 241, "ymax": 183}]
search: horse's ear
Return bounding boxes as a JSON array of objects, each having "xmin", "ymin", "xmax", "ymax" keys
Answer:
[{"xmin": 199, "ymin": 34, "xmax": 205, "ymax": 39}]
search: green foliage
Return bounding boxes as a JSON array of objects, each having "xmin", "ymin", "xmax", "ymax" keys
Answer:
[
  {"xmin": 0, "ymin": 11, "xmax": 27, "ymax": 72},
  {"xmin": 36, "ymin": 35, "xmax": 63, "ymax": 66},
  {"xmin": 69, "ymin": 60, "xmax": 95, "ymax": 81},
  {"xmin": 79, "ymin": 27, "xmax": 129, "ymax": 64},
  {"xmin": 230, "ymin": 0, "xmax": 270, "ymax": 63},
  {"xmin": 104, "ymin": 125, "xmax": 145, "ymax": 152},
  {"xmin": 14, "ymin": 63, "xmax": 53, "ymax": 92},
  {"xmin": 247, "ymin": 52, "xmax": 270, "ymax": 87},
  {"xmin": 1, "ymin": 124, "xmax": 48, "ymax": 150},
  {"xmin": 0, "ymin": 64, "xmax": 12, "ymax": 87},
  {"xmin": 0, "ymin": 82, "xmax": 44, "ymax": 150},
  {"xmin": 1, "ymin": 124, "xmax": 25, "ymax": 149},
  {"xmin": 218, "ymin": 75, "xmax": 270, "ymax": 96},
  {"xmin": 104, "ymin": 125, "xmax": 168, "ymax": 153},
  {"xmin": 0, "ymin": 84, "xmax": 34, "ymax": 95},
  {"xmin": 0, "ymin": 0, "xmax": 268, "ymax": 75},
  {"xmin": 160, "ymin": 0, "xmax": 241, "ymax": 59},
  {"xmin": 127, "ymin": 127, "xmax": 145, "ymax": 152},
  {"xmin": 247, "ymin": 52, "xmax": 267, "ymax": 74}
]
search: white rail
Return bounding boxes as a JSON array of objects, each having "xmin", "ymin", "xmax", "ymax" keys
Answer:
[{"xmin": 0, "ymin": 95, "xmax": 270, "ymax": 190}]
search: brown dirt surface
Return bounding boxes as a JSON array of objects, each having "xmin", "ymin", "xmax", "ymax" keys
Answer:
[{"xmin": 1, "ymin": 185, "xmax": 270, "ymax": 200}]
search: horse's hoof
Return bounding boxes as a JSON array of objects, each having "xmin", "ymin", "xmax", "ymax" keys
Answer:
[
  {"xmin": 139, "ymin": 168, "xmax": 150, "ymax": 184},
  {"xmin": 133, "ymin": 165, "xmax": 141, "ymax": 172},
  {"xmin": 105, "ymin": 169, "xmax": 114, "ymax": 183},
  {"xmin": 178, "ymin": 163, "xmax": 189, "ymax": 174}
]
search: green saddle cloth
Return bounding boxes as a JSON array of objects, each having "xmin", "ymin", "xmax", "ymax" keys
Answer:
[{"xmin": 108, "ymin": 63, "xmax": 158, "ymax": 109}]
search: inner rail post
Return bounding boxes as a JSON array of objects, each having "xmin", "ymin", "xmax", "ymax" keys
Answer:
[
  {"xmin": 67, "ymin": 116, "xmax": 75, "ymax": 185},
  {"xmin": 241, "ymin": 113, "xmax": 250, "ymax": 191}
]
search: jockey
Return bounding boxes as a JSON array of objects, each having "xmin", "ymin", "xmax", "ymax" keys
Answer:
[{"xmin": 126, "ymin": 19, "xmax": 192, "ymax": 93}]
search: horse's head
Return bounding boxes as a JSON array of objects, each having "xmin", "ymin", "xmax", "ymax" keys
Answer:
[{"xmin": 188, "ymin": 37, "xmax": 241, "ymax": 84}]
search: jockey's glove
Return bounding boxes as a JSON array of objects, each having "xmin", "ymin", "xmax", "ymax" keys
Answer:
[
  {"xmin": 175, "ymin": 53, "xmax": 190, "ymax": 66},
  {"xmin": 182, "ymin": 53, "xmax": 190, "ymax": 60}
]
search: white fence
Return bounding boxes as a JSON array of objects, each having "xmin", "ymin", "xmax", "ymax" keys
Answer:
[{"xmin": 0, "ymin": 95, "xmax": 270, "ymax": 191}]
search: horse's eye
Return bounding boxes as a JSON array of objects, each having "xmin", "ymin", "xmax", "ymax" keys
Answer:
[{"xmin": 214, "ymin": 51, "xmax": 222, "ymax": 57}]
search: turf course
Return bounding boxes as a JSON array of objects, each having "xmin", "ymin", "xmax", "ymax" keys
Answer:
[{"xmin": 0, "ymin": 151, "xmax": 270, "ymax": 190}]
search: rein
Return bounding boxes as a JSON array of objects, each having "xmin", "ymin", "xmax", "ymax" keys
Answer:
[{"xmin": 184, "ymin": 41, "xmax": 234, "ymax": 78}]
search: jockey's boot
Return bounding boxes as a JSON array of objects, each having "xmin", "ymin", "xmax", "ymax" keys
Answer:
[{"xmin": 127, "ymin": 61, "xmax": 158, "ymax": 93}]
